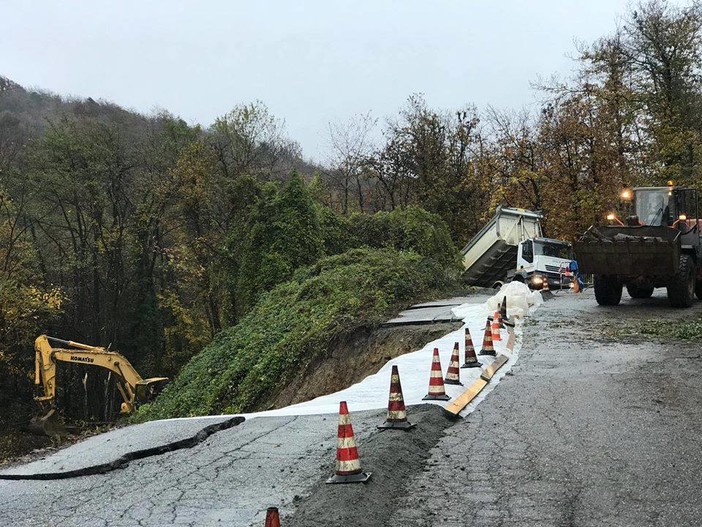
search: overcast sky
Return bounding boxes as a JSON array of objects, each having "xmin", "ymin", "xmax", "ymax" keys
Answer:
[{"xmin": 0, "ymin": 1, "xmax": 673, "ymax": 162}]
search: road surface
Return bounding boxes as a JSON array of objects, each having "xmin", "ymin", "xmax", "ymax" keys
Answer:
[
  {"xmin": 388, "ymin": 289, "xmax": 702, "ymax": 526},
  {"xmin": 1, "ymin": 289, "xmax": 701, "ymax": 526}
]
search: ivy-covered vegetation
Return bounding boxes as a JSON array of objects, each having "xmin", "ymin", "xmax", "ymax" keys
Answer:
[
  {"xmin": 348, "ymin": 206, "xmax": 458, "ymax": 266},
  {"xmin": 135, "ymin": 248, "xmax": 458, "ymax": 420}
]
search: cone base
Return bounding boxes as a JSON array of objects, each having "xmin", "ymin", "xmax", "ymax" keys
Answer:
[
  {"xmin": 479, "ymin": 350, "xmax": 497, "ymax": 356},
  {"xmin": 461, "ymin": 361, "xmax": 482, "ymax": 368},
  {"xmin": 378, "ymin": 420, "xmax": 415, "ymax": 430},
  {"xmin": 326, "ymin": 471, "xmax": 372, "ymax": 484},
  {"xmin": 444, "ymin": 379, "xmax": 463, "ymax": 385},
  {"xmin": 423, "ymin": 393, "xmax": 450, "ymax": 401}
]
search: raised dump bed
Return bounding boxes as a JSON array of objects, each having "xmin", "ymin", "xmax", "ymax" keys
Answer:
[{"xmin": 461, "ymin": 207, "xmax": 543, "ymax": 287}]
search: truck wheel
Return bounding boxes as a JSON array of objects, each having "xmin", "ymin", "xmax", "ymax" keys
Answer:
[
  {"xmin": 667, "ymin": 254, "xmax": 695, "ymax": 308},
  {"xmin": 594, "ymin": 275, "xmax": 622, "ymax": 306},
  {"xmin": 626, "ymin": 284, "xmax": 654, "ymax": 299}
]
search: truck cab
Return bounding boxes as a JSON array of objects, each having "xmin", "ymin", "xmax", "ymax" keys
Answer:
[{"xmin": 511, "ymin": 237, "xmax": 574, "ymax": 290}]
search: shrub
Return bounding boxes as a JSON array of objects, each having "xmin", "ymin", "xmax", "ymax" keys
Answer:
[{"xmin": 349, "ymin": 206, "xmax": 458, "ymax": 265}]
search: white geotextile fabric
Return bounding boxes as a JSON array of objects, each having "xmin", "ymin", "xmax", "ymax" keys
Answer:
[{"xmin": 167, "ymin": 293, "xmax": 538, "ymax": 424}]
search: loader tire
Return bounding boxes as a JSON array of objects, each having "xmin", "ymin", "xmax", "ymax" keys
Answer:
[
  {"xmin": 594, "ymin": 275, "xmax": 622, "ymax": 306},
  {"xmin": 668, "ymin": 254, "xmax": 695, "ymax": 308},
  {"xmin": 626, "ymin": 284, "xmax": 654, "ymax": 299}
]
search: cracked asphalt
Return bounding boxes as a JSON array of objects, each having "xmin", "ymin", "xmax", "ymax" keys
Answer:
[
  {"xmin": 2, "ymin": 289, "xmax": 701, "ymax": 526},
  {"xmin": 0, "ymin": 413, "xmax": 346, "ymax": 526},
  {"xmin": 389, "ymin": 289, "xmax": 702, "ymax": 526}
]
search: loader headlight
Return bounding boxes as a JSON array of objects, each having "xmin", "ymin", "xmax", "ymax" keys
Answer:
[
  {"xmin": 532, "ymin": 276, "xmax": 543, "ymax": 285},
  {"xmin": 679, "ymin": 214, "xmax": 687, "ymax": 221},
  {"xmin": 606, "ymin": 212, "xmax": 624, "ymax": 225},
  {"xmin": 620, "ymin": 189, "xmax": 632, "ymax": 201}
]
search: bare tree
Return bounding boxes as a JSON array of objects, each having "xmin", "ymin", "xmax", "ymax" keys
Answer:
[
  {"xmin": 209, "ymin": 101, "xmax": 298, "ymax": 181},
  {"xmin": 326, "ymin": 112, "xmax": 378, "ymax": 214}
]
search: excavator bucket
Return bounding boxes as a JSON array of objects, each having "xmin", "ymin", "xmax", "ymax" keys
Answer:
[{"xmin": 28, "ymin": 408, "xmax": 68, "ymax": 437}]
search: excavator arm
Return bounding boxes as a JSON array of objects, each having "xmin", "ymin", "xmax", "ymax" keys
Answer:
[{"xmin": 34, "ymin": 335, "xmax": 168, "ymax": 417}]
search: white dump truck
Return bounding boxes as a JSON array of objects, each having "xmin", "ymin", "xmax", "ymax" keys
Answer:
[{"xmin": 461, "ymin": 207, "xmax": 574, "ymax": 290}]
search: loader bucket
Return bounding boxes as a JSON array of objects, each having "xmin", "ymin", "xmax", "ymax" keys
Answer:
[
  {"xmin": 28, "ymin": 408, "xmax": 68, "ymax": 437},
  {"xmin": 574, "ymin": 225, "xmax": 681, "ymax": 277}
]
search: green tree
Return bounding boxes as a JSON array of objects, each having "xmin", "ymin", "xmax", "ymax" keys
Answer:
[
  {"xmin": 375, "ymin": 95, "xmax": 485, "ymax": 242},
  {"xmin": 0, "ymin": 187, "xmax": 61, "ymax": 414},
  {"xmin": 623, "ymin": 0, "xmax": 702, "ymax": 184},
  {"xmin": 236, "ymin": 173, "xmax": 324, "ymax": 316}
]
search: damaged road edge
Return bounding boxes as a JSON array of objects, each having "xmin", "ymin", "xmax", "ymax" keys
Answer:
[{"xmin": 0, "ymin": 416, "xmax": 245, "ymax": 481}]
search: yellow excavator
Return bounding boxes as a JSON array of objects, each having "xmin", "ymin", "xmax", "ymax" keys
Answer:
[{"xmin": 31, "ymin": 335, "xmax": 168, "ymax": 436}]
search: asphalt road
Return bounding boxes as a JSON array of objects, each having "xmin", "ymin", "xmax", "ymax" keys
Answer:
[
  {"xmin": 2, "ymin": 289, "xmax": 701, "ymax": 526},
  {"xmin": 389, "ymin": 288, "xmax": 702, "ymax": 526}
]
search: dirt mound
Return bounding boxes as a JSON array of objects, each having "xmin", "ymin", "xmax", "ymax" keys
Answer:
[
  {"xmin": 263, "ymin": 322, "xmax": 462, "ymax": 411},
  {"xmin": 285, "ymin": 404, "xmax": 453, "ymax": 526}
]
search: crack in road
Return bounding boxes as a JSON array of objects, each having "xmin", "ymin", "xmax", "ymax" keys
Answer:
[{"xmin": 0, "ymin": 416, "xmax": 245, "ymax": 481}]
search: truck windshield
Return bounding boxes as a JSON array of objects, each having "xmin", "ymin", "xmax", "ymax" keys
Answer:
[
  {"xmin": 534, "ymin": 242, "xmax": 572, "ymax": 259},
  {"xmin": 636, "ymin": 189, "xmax": 670, "ymax": 226}
]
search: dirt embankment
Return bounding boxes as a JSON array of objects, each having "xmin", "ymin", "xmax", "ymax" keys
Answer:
[{"xmin": 264, "ymin": 322, "xmax": 462, "ymax": 411}]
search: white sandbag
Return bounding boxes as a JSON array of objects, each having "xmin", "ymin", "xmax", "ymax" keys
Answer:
[{"xmin": 486, "ymin": 281, "xmax": 537, "ymax": 319}]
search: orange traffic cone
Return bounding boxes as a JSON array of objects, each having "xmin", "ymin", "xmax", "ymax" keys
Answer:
[
  {"xmin": 479, "ymin": 319, "xmax": 496, "ymax": 356},
  {"xmin": 491, "ymin": 311, "xmax": 502, "ymax": 342},
  {"xmin": 572, "ymin": 276, "xmax": 581, "ymax": 293},
  {"xmin": 461, "ymin": 327, "xmax": 481, "ymax": 368},
  {"xmin": 444, "ymin": 342, "xmax": 463, "ymax": 385},
  {"xmin": 327, "ymin": 401, "xmax": 372, "ymax": 484},
  {"xmin": 378, "ymin": 365, "xmax": 415, "ymax": 430},
  {"xmin": 265, "ymin": 507, "xmax": 280, "ymax": 527},
  {"xmin": 422, "ymin": 348, "xmax": 450, "ymax": 401}
]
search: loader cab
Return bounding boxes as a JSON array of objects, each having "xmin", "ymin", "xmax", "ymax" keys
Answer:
[
  {"xmin": 635, "ymin": 188, "xmax": 671, "ymax": 226},
  {"xmin": 634, "ymin": 187, "xmax": 698, "ymax": 228}
]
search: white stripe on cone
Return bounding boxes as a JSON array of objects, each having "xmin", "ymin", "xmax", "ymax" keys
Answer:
[
  {"xmin": 337, "ymin": 437, "xmax": 357, "ymax": 449},
  {"xmin": 338, "ymin": 459, "xmax": 361, "ymax": 473}
]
